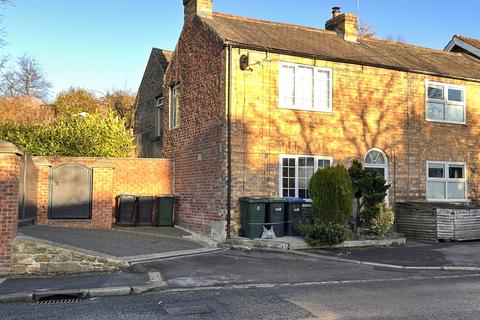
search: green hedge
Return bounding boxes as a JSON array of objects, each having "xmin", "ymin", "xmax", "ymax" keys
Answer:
[{"xmin": 0, "ymin": 112, "xmax": 132, "ymax": 157}]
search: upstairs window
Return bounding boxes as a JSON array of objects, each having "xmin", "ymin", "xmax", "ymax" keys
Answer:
[
  {"xmin": 169, "ymin": 83, "xmax": 180, "ymax": 130},
  {"xmin": 155, "ymin": 96, "xmax": 163, "ymax": 137},
  {"xmin": 426, "ymin": 81, "xmax": 466, "ymax": 124},
  {"xmin": 427, "ymin": 161, "xmax": 467, "ymax": 201},
  {"xmin": 279, "ymin": 62, "xmax": 332, "ymax": 112},
  {"xmin": 280, "ymin": 155, "xmax": 332, "ymax": 199}
]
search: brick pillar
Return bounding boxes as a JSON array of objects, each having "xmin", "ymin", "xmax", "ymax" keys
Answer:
[
  {"xmin": 0, "ymin": 141, "xmax": 23, "ymax": 274},
  {"xmin": 32, "ymin": 157, "xmax": 52, "ymax": 225},
  {"xmin": 92, "ymin": 159, "xmax": 115, "ymax": 228}
]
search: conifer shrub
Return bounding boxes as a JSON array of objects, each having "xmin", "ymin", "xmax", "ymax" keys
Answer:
[{"xmin": 309, "ymin": 165, "xmax": 354, "ymax": 225}]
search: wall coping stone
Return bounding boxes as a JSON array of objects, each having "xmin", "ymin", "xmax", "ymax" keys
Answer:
[
  {"xmin": 30, "ymin": 157, "xmax": 52, "ymax": 167},
  {"xmin": 93, "ymin": 159, "xmax": 115, "ymax": 168},
  {"xmin": 0, "ymin": 140, "xmax": 23, "ymax": 156}
]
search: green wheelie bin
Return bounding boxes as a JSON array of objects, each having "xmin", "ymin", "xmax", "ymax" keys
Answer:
[
  {"xmin": 240, "ymin": 197, "xmax": 268, "ymax": 239},
  {"xmin": 156, "ymin": 195, "xmax": 176, "ymax": 226}
]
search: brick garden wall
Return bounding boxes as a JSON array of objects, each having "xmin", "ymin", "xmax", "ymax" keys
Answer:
[
  {"xmin": 0, "ymin": 144, "xmax": 22, "ymax": 274},
  {"xmin": 33, "ymin": 157, "xmax": 173, "ymax": 229}
]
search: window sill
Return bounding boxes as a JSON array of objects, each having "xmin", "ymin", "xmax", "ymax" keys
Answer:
[
  {"xmin": 278, "ymin": 105, "xmax": 333, "ymax": 114},
  {"xmin": 426, "ymin": 199, "xmax": 468, "ymax": 203},
  {"xmin": 425, "ymin": 118, "xmax": 466, "ymax": 126}
]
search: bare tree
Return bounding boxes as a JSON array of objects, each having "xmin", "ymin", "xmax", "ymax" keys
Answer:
[
  {"xmin": 358, "ymin": 20, "xmax": 376, "ymax": 38},
  {"xmin": 384, "ymin": 34, "xmax": 407, "ymax": 43},
  {"xmin": 0, "ymin": 0, "xmax": 12, "ymax": 48},
  {"xmin": 0, "ymin": 54, "xmax": 52, "ymax": 101}
]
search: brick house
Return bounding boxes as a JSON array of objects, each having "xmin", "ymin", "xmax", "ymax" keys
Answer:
[
  {"xmin": 135, "ymin": 0, "xmax": 480, "ymax": 241},
  {"xmin": 445, "ymin": 35, "xmax": 480, "ymax": 59},
  {"xmin": 134, "ymin": 48, "xmax": 173, "ymax": 158}
]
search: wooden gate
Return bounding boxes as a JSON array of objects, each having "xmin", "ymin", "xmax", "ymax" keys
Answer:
[{"xmin": 49, "ymin": 163, "xmax": 93, "ymax": 220}]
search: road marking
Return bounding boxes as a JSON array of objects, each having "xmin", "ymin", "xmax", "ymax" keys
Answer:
[
  {"xmin": 0, "ymin": 278, "xmax": 6, "ymax": 285},
  {"xmin": 161, "ymin": 273, "xmax": 480, "ymax": 293},
  {"xmin": 148, "ymin": 272, "xmax": 164, "ymax": 283}
]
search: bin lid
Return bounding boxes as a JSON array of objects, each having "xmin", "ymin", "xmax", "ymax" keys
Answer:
[
  {"xmin": 286, "ymin": 197, "xmax": 305, "ymax": 204},
  {"xmin": 266, "ymin": 197, "xmax": 287, "ymax": 203},
  {"xmin": 239, "ymin": 197, "xmax": 269, "ymax": 203},
  {"xmin": 116, "ymin": 194, "xmax": 136, "ymax": 199}
]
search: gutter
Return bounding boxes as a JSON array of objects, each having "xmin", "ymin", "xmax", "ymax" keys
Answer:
[
  {"xmin": 224, "ymin": 40, "xmax": 480, "ymax": 84},
  {"xmin": 226, "ymin": 44, "xmax": 233, "ymax": 238}
]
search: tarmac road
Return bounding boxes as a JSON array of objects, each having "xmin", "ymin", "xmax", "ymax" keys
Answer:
[{"xmin": 1, "ymin": 273, "xmax": 480, "ymax": 320}]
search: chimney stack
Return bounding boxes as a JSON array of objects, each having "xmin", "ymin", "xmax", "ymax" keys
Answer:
[
  {"xmin": 183, "ymin": 0, "xmax": 212, "ymax": 22},
  {"xmin": 325, "ymin": 6, "xmax": 358, "ymax": 42}
]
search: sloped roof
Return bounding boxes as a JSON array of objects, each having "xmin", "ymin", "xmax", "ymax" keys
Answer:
[
  {"xmin": 457, "ymin": 35, "xmax": 480, "ymax": 50},
  {"xmin": 152, "ymin": 48, "xmax": 173, "ymax": 70},
  {"xmin": 202, "ymin": 13, "xmax": 480, "ymax": 81}
]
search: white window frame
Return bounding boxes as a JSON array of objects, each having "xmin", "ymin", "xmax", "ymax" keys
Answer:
[
  {"xmin": 278, "ymin": 62, "xmax": 333, "ymax": 113},
  {"xmin": 169, "ymin": 83, "xmax": 180, "ymax": 130},
  {"xmin": 426, "ymin": 161, "xmax": 467, "ymax": 202},
  {"xmin": 278, "ymin": 154, "xmax": 333, "ymax": 199},
  {"xmin": 155, "ymin": 96, "xmax": 163, "ymax": 137},
  {"xmin": 364, "ymin": 148, "xmax": 389, "ymax": 205},
  {"xmin": 425, "ymin": 80, "xmax": 466, "ymax": 125}
]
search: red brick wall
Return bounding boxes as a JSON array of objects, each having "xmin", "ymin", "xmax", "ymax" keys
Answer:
[
  {"xmin": 162, "ymin": 16, "xmax": 228, "ymax": 240},
  {"xmin": 33, "ymin": 157, "xmax": 173, "ymax": 229},
  {"xmin": 0, "ymin": 153, "xmax": 20, "ymax": 274}
]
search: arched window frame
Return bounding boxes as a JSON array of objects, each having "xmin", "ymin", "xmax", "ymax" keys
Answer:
[{"xmin": 364, "ymin": 148, "xmax": 389, "ymax": 204}]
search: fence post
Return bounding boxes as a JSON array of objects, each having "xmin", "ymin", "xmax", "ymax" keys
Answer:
[{"xmin": 0, "ymin": 141, "xmax": 23, "ymax": 274}]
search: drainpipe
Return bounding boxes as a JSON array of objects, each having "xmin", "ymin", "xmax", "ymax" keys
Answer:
[{"xmin": 226, "ymin": 45, "xmax": 233, "ymax": 238}]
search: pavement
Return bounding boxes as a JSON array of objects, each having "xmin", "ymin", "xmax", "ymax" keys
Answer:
[
  {"xmin": 300, "ymin": 240, "xmax": 480, "ymax": 269},
  {"xmin": 18, "ymin": 225, "xmax": 220, "ymax": 263},
  {"xmin": 2, "ymin": 234, "xmax": 480, "ymax": 305}
]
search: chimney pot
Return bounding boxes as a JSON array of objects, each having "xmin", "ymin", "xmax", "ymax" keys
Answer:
[
  {"xmin": 325, "ymin": 7, "xmax": 358, "ymax": 42},
  {"xmin": 332, "ymin": 7, "xmax": 341, "ymax": 18}
]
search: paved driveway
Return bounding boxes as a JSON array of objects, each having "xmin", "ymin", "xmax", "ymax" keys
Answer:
[{"xmin": 18, "ymin": 225, "xmax": 214, "ymax": 263}]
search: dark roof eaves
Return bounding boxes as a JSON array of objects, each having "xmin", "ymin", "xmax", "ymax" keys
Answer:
[{"xmin": 224, "ymin": 40, "xmax": 480, "ymax": 83}]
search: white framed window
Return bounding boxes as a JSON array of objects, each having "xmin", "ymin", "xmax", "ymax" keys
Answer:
[
  {"xmin": 364, "ymin": 148, "xmax": 389, "ymax": 204},
  {"xmin": 279, "ymin": 155, "xmax": 333, "ymax": 199},
  {"xmin": 426, "ymin": 161, "xmax": 467, "ymax": 202},
  {"xmin": 279, "ymin": 62, "xmax": 332, "ymax": 112},
  {"xmin": 426, "ymin": 81, "xmax": 466, "ymax": 124},
  {"xmin": 155, "ymin": 96, "xmax": 163, "ymax": 137},
  {"xmin": 169, "ymin": 83, "xmax": 180, "ymax": 130}
]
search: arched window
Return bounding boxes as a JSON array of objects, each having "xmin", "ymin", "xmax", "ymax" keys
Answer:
[{"xmin": 365, "ymin": 148, "xmax": 389, "ymax": 203}]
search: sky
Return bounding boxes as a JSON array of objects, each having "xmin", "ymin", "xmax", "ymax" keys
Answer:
[{"xmin": 2, "ymin": 0, "xmax": 480, "ymax": 100}]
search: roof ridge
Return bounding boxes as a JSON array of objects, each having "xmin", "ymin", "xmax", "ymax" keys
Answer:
[
  {"xmin": 213, "ymin": 12, "xmax": 459, "ymax": 56},
  {"xmin": 360, "ymin": 37, "xmax": 461, "ymax": 56},
  {"xmin": 212, "ymin": 12, "xmax": 335, "ymax": 35}
]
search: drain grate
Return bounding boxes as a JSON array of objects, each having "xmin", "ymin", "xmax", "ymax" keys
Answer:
[
  {"xmin": 33, "ymin": 294, "xmax": 83, "ymax": 305},
  {"xmin": 164, "ymin": 304, "xmax": 213, "ymax": 315}
]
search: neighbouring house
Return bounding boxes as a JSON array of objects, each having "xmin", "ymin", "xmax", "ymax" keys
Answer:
[
  {"xmin": 445, "ymin": 35, "xmax": 480, "ymax": 59},
  {"xmin": 135, "ymin": 0, "xmax": 480, "ymax": 241},
  {"xmin": 134, "ymin": 48, "xmax": 173, "ymax": 158}
]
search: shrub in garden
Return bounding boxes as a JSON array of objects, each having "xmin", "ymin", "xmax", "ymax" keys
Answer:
[
  {"xmin": 369, "ymin": 203, "xmax": 394, "ymax": 236},
  {"xmin": 348, "ymin": 159, "xmax": 390, "ymax": 230},
  {"xmin": 309, "ymin": 165, "xmax": 354, "ymax": 225},
  {"xmin": 297, "ymin": 220, "xmax": 347, "ymax": 245},
  {"xmin": 0, "ymin": 112, "xmax": 132, "ymax": 157}
]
